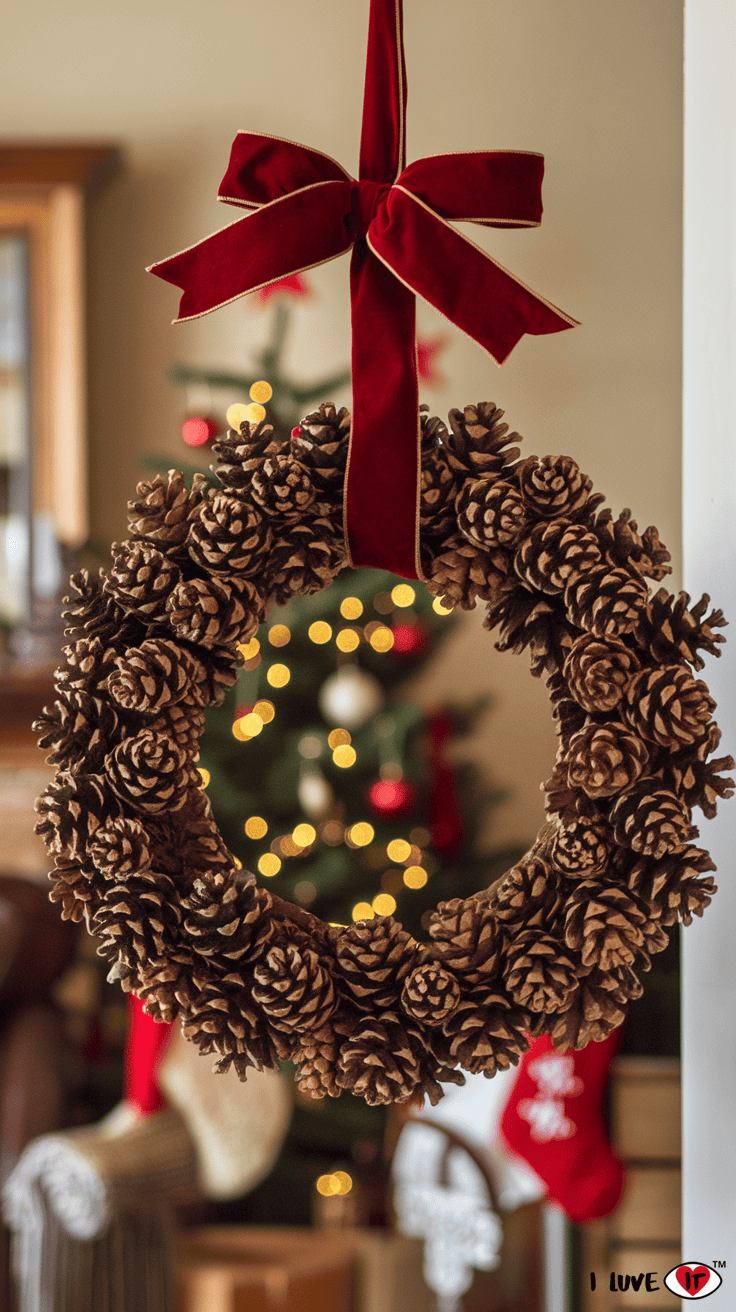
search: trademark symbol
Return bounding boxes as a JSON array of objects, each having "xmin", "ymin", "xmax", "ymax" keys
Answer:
[{"xmin": 714, "ymin": 1260, "xmax": 726, "ymax": 1269}]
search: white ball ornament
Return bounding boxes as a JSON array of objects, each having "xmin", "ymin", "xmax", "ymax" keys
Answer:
[
  {"xmin": 318, "ymin": 666, "xmax": 384, "ymax": 730},
  {"xmin": 297, "ymin": 770, "xmax": 334, "ymax": 819}
]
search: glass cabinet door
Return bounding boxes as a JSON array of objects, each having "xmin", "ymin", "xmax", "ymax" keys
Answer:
[{"xmin": 0, "ymin": 145, "xmax": 118, "ymax": 668}]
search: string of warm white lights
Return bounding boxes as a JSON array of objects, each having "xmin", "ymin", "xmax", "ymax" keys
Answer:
[{"xmin": 197, "ymin": 567, "xmax": 452, "ymax": 923}]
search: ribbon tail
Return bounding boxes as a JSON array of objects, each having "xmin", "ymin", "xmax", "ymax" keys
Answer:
[
  {"xmin": 370, "ymin": 188, "xmax": 578, "ymax": 364},
  {"xmin": 346, "ymin": 240, "xmax": 420, "ymax": 579},
  {"xmin": 148, "ymin": 182, "xmax": 352, "ymax": 322}
]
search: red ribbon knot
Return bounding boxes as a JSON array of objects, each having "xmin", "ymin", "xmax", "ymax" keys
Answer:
[
  {"xmin": 348, "ymin": 180, "xmax": 391, "ymax": 242},
  {"xmin": 149, "ymin": 0, "xmax": 577, "ymax": 578}
]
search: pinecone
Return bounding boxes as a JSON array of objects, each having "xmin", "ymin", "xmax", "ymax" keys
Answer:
[
  {"xmin": 517, "ymin": 455, "xmax": 594, "ymax": 520},
  {"xmin": 36, "ymin": 772, "xmax": 120, "ymax": 859},
  {"xmin": 136, "ymin": 957, "xmax": 195, "ymax": 1024},
  {"xmin": 250, "ymin": 455, "xmax": 316, "ymax": 522},
  {"xmin": 48, "ymin": 855, "xmax": 98, "ymax": 925},
  {"xmin": 401, "ymin": 960, "xmax": 462, "ymax": 1025},
  {"xmin": 567, "ymin": 723, "xmax": 650, "ymax": 799},
  {"xmin": 34, "ymin": 690, "xmax": 119, "ymax": 772},
  {"xmin": 564, "ymin": 881, "xmax": 666, "ymax": 971},
  {"xmin": 103, "ymin": 542, "xmax": 180, "ymax": 619},
  {"xmin": 445, "ymin": 403, "xmax": 522, "ymax": 480},
  {"xmin": 426, "ymin": 896, "xmax": 502, "ymax": 984},
  {"xmin": 55, "ymin": 636, "xmax": 119, "ymax": 696},
  {"xmin": 182, "ymin": 977, "xmax": 281, "ymax": 1078},
  {"xmin": 93, "ymin": 870, "xmax": 182, "ymax": 965},
  {"xmin": 493, "ymin": 851, "xmax": 565, "ymax": 934},
  {"xmin": 658, "ymin": 726, "xmax": 734, "ymax": 819},
  {"xmin": 173, "ymin": 641, "xmax": 240, "ymax": 709},
  {"xmin": 486, "ymin": 585, "xmax": 576, "ymax": 677},
  {"xmin": 514, "ymin": 521, "xmax": 602, "ymax": 594},
  {"xmin": 105, "ymin": 729, "xmax": 190, "ymax": 814},
  {"xmin": 456, "ymin": 478, "xmax": 530, "ymax": 550},
  {"xmin": 641, "ymin": 589, "xmax": 727, "ymax": 671},
  {"xmin": 610, "ymin": 778, "xmax": 693, "ymax": 859},
  {"xmin": 176, "ymin": 789, "xmax": 234, "ymax": 879},
  {"xmin": 336, "ymin": 1012, "xmax": 424, "ymax": 1105},
  {"xmin": 437, "ymin": 993, "xmax": 530, "ymax": 1075},
  {"xmin": 550, "ymin": 817, "xmax": 613, "ymax": 877},
  {"xmin": 252, "ymin": 943, "xmax": 337, "ymax": 1033},
  {"xmin": 426, "ymin": 532, "xmax": 508, "ymax": 611},
  {"xmin": 335, "ymin": 917, "xmax": 418, "ymax": 1010},
  {"xmin": 502, "ymin": 930, "xmax": 579, "ymax": 1013},
  {"xmin": 547, "ymin": 672, "xmax": 588, "ymax": 743},
  {"xmin": 266, "ymin": 521, "xmax": 345, "ymax": 605},
  {"xmin": 625, "ymin": 845, "xmax": 717, "ymax": 926},
  {"xmin": 187, "ymin": 492, "xmax": 271, "ymax": 578},
  {"xmin": 543, "ymin": 754, "xmax": 600, "ymax": 824},
  {"xmin": 166, "ymin": 576, "xmax": 264, "ymax": 648},
  {"xmin": 420, "ymin": 415, "xmax": 457, "ymax": 537},
  {"xmin": 565, "ymin": 565, "xmax": 649, "ymax": 639},
  {"xmin": 181, "ymin": 873, "xmax": 273, "ymax": 964},
  {"xmin": 149, "ymin": 701, "xmax": 206, "ymax": 756},
  {"xmin": 61, "ymin": 572, "xmax": 123, "ymax": 644},
  {"xmin": 128, "ymin": 470, "xmax": 208, "ymax": 554},
  {"xmin": 212, "ymin": 422, "xmax": 283, "ymax": 493},
  {"xmin": 107, "ymin": 639, "xmax": 197, "ymax": 714},
  {"xmin": 594, "ymin": 507, "xmax": 671, "ymax": 582},
  {"xmin": 88, "ymin": 817, "xmax": 152, "ymax": 878},
  {"xmin": 293, "ymin": 1022, "xmax": 343, "ymax": 1100},
  {"xmin": 291, "ymin": 405, "xmax": 350, "ymax": 495},
  {"xmin": 563, "ymin": 634, "xmax": 641, "ymax": 714},
  {"xmin": 546, "ymin": 966, "xmax": 642, "ymax": 1050},
  {"xmin": 623, "ymin": 666, "xmax": 715, "ymax": 750}
]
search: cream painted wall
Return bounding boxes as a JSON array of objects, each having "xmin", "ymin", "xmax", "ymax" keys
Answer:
[{"xmin": 1, "ymin": 1, "xmax": 682, "ymax": 852}]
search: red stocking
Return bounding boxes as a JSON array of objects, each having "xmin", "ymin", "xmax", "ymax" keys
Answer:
[
  {"xmin": 500, "ymin": 1030, "xmax": 624, "ymax": 1222},
  {"xmin": 124, "ymin": 996, "xmax": 175, "ymax": 1117}
]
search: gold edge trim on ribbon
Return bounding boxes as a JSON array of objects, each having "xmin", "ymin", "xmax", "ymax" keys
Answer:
[
  {"xmin": 161, "ymin": 250, "xmax": 351, "ymax": 326},
  {"xmin": 147, "ymin": 180, "xmax": 352, "ymax": 278},
  {"xmin": 393, "ymin": 0, "xmax": 406, "ymax": 183},
  {"xmin": 387, "ymin": 187, "xmax": 580, "ymax": 329}
]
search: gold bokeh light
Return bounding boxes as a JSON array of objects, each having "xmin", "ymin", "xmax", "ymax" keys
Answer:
[
  {"xmin": 309, "ymin": 621, "xmax": 332, "ymax": 644},
  {"xmin": 267, "ymin": 664, "xmax": 290, "ymax": 688},
  {"xmin": 391, "ymin": 584, "xmax": 415, "ymax": 607},
  {"xmin": 245, "ymin": 815, "xmax": 268, "ymax": 840},
  {"xmin": 292, "ymin": 823, "xmax": 317, "ymax": 848},
  {"xmin": 340, "ymin": 596, "xmax": 364, "ymax": 620},
  {"xmin": 403, "ymin": 865, "xmax": 428, "ymax": 889},
  {"xmin": 336, "ymin": 627, "xmax": 360, "ymax": 653}
]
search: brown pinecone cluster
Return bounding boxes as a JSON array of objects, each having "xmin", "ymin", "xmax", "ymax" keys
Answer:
[{"xmin": 35, "ymin": 398, "xmax": 731, "ymax": 1099}]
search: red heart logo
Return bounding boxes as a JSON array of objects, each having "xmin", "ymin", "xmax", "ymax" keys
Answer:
[{"xmin": 676, "ymin": 1265, "xmax": 711, "ymax": 1295}]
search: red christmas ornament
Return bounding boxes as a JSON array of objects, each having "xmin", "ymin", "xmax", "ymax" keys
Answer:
[
  {"xmin": 391, "ymin": 621, "xmax": 430, "ymax": 659},
  {"xmin": 182, "ymin": 415, "xmax": 220, "ymax": 447},
  {"xmin": 367, "ymin": 775, "xmax": 418, "ymax": 819}
]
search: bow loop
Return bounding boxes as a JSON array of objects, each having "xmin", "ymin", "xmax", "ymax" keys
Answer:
[{"xmin": 218, "ymin": 132, "xmax": 350, "ymax": 210}]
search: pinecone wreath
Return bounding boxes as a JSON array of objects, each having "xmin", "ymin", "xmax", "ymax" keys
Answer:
[{"xmin": 35, "ymin": 402, "xmax": 733, "ymax": 1106}]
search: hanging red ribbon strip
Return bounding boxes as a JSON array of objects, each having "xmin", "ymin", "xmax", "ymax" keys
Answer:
[{"xmin": 149, "ymin": 0, "xmax": 577, "ymax": 579}]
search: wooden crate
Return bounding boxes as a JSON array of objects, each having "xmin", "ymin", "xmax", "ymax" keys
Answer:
[
  {"xmin": 581, "ymin": 1059, "xmax": 681, "ymax": 1312},
  {"xmin": 177, "ymin": 1227, "xmax": 354, "ymax": 1312}
]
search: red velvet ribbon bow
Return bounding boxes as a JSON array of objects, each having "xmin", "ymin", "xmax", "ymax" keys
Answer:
[{"xmin": 149, "ymin": 0, "xmax": 577, "ymax": 579}]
